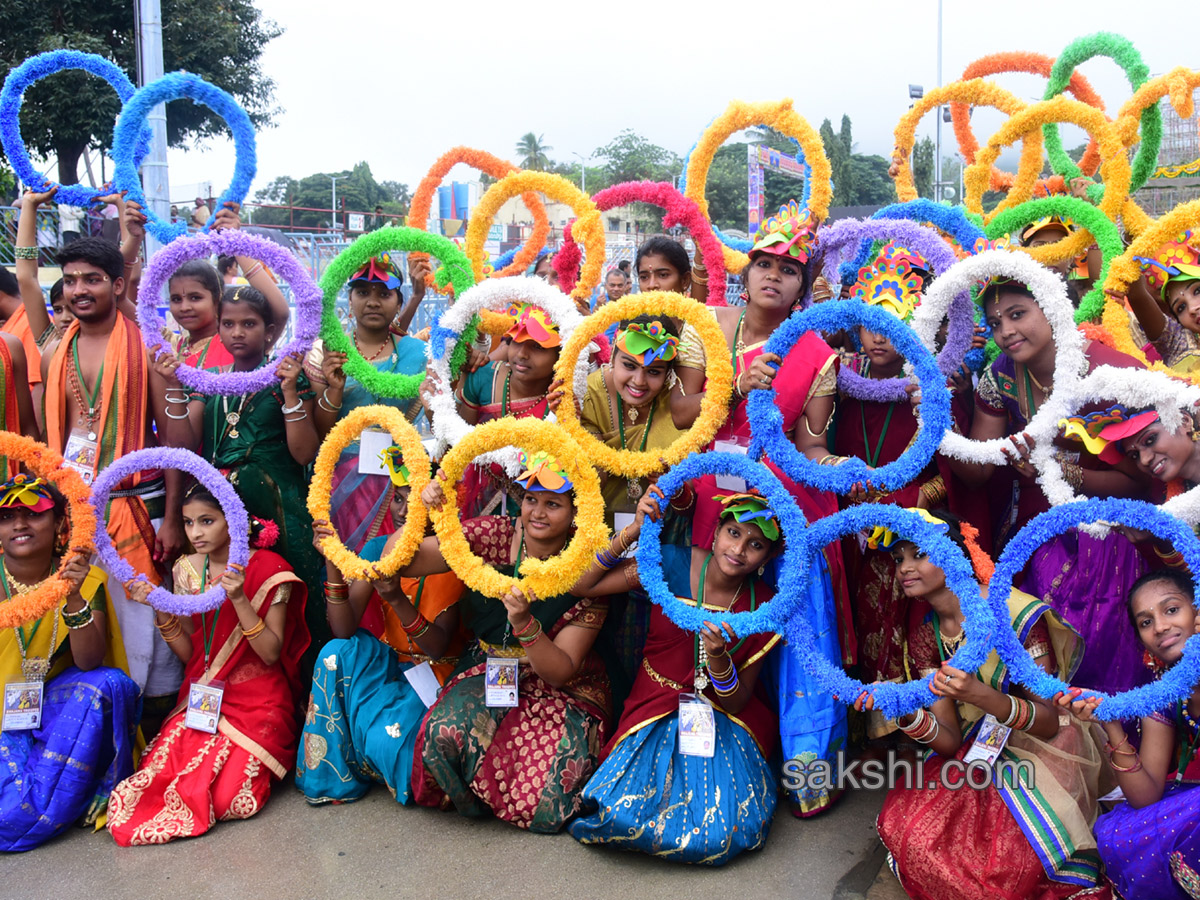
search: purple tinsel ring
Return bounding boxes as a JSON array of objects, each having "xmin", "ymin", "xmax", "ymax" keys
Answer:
[
  {"xmin": 91, "ymin": 448, "xmax": 249, "ymax": 616},
  {"xmin": 817, "ymin": 218, "xmax": 975, "ymax": 403},
  {"xmin": 137, "ymin": 230, "xmax": 322, "ymax": 395}
]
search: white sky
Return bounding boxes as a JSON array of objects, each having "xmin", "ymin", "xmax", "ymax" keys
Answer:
[{"xmin": 156, "ymin": 0, "xmax": 1189, "ymax": 203}]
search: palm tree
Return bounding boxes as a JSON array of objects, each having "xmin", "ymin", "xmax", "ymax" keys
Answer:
[{"xmin": 515, "ymin": 133, "xmax": 553, "ymax": 171}]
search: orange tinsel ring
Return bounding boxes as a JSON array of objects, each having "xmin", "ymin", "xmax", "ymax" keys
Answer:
[
  {"xmin": 0, "ymin": 434, "xmax": 98, "ymax": 629},
  {"xmin": 945, "ymin": 51, "xmax": 1104, "ymax": 194},
  {"xmin": 407, "ymin": 147, "xmax": 551, "ymax": 294},
  {"xmin": 951, "ymin": 52, "xmax": 1106, "ymax": 194}
]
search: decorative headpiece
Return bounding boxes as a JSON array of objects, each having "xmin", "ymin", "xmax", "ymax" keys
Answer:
[
  {"xmin": 1133, "ymin": 231, "xmax": 1200, "ymax": 302},
  {"xmin": 504, "ymin": 302, "xmax": 560, "ymax": 348},
  {"xmin": 380, "ymin": 445, "xmax": 412, "ymax": 488},
  {"xmin": 614, "ymin": 320, "xmax": 679, "ymax": 366},
  {"xmin": 749, "ymin": 200, "xmax": 818, "ymax": 264},
  {"xmin": 1020, "ymin": 215, "xmax": 1075, "ymax": 245},
  {"xmin": 0, "ymin": 475, "xmax": 54, "ymax": 514},
  {"xmin": 879, "ymin": 240, "xmax": 928, "ymax": 275},
  {"xmin": 713, "ymin": 491, "xmax": 780, "ymax": 541},
  {"xmin": 1059, "ymin": 405, "xmax": 1161, "ymax": 465},
  {"xmin": 851, "ymin": 256, "xmax": 922, "ymax": 322},
  {"xmin": 513, "ymin": 450, "xmax": 573, "ymax": 493},
  {"xmin": 349, "ymin": 252, "xmax": 404, "ymax": 290},
  {"xmin": 865, "ymin": 507, "xmax": 949, "ymax": 550}
]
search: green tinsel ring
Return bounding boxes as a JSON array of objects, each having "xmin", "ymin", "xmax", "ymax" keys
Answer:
[
  {"xmin": 984, "ymin": 196, "xmax": 1124, "ymax": 323},
  {"xmin": 319, "ymin": 227, "xmax": 477, "ymax": 399},
  {"xmin": 1042, "ymin": 32, "xmax": 1161, "ymax": 196}
]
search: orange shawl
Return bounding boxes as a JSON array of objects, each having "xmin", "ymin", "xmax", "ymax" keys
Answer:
[
  {"xmin": 0, "ymin": 305, "xmax": 42, "ymax": 386},
  {"xmin": 45, "ymin": 315, "xmax": 158, "ymax": 582}
]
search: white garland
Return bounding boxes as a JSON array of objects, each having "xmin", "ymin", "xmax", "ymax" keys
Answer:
[
  {"xmin": 914, "ymin": 249, "xmax": 1087, "ymax": 465},
  {"xmin": 1029, "ymin": 365, "xmax": 1200, "ymax": 527},
  {"xmin": 425, "ymin": 275, "xmax": 584, "ymax": 473}
]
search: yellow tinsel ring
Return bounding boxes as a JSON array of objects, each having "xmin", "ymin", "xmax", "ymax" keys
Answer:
[
  {"xmin": 431, "ymin": 418, "xmax": 608, "ymax": 600},
  {"xmin": 306, "ymin": 405, "xmax": 431, "ymax": 580},
  {"xmin": 467, "ymin": 171, "xmax": 605, "ymax": 303},
  {"xmin": 683, "ymin": 99, "xmax": 832, "ymax": 274},
  {"xmin": 0, "ymin": 434, "xmax": 97, "ymax": 629},
  {"xmin": 967, "ymin": 96, "xmax": 1132, "ymax": 266},
  {"xmin": 1101, "ymin": 198, "xmax": 1200, "ymax": 375},
  {"xmin": 553, "ymin": 291, "xmax": 733, "ymax": 478},
  {"xmin": 893, "ymin": 79, "xmax": 1035, "ymax": 208}
]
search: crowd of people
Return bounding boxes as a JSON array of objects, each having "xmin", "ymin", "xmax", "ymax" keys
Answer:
[{"xmin": 0, "ymin": 161, "xmax": 1197, "ymax": 899}]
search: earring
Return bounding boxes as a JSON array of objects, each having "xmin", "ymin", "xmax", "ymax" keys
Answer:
[
  {"xmin": 757, "ymin": 564, "xmax": 765, "ymax": 577},
  {"xmin": 1143, "ymin": 649, "xmax": 1167, "ymax": 675}
]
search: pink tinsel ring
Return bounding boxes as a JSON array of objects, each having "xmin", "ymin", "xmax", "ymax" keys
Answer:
[{"xmin": 557, "ymin": 181, "xmax": 728, "ymax": 306}]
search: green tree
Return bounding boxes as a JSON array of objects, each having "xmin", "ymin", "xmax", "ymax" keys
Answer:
[
  {"xmin": 593, "ymin": 129, "xmax": 680, "ymax": 186},
  {"xmin": 252, "ymin": 162, "xmax": 399, "ymax": 230},
  {"xmin": 913, "ymin": 136, "xmax": 935, "ymax": 199},
  {"xmin": 848, "ymin": 155, "xmax": 896, "ymax": 205},
  {"xmin": 515, "ymin": 133, "xmax": 552, "ymax": 172},
  {"xmin": 0, "ymin": 0, "xmax": 281, "ymax": 188}
]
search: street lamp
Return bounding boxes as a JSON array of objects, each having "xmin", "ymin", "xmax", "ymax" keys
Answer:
[
  {"xmin": 330, "ymin": 174, "xmax": 347, "ymax": 232},
  {"xmin": 572, "ymin": 151, "xmax": 596, "ymax": 193}
]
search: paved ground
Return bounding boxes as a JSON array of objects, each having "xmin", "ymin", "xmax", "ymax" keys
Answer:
[{"xmin": 8, "ymin": 781, "xmax": 906, "ymax": 900}]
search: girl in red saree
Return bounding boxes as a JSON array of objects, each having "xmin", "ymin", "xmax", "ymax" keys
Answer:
[
  {"xmin": 107, "ymin": 484, "xmax": 309, "ymax": 845},
  {"xmin": 672, "ymin": 201, "xmax": 847, "ymax": 816}
]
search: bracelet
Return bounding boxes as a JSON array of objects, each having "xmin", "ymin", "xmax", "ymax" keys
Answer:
[
  {"xmin": 1000, "ymin": 694, "xmax": 1020, "ymax": 727},
  {"xmin": 61, "ymin": 603, "xmax": 94, "ymax": 629},
  {"xmin": 615, "ymin": 526, "xmax": 634, "ymax": 555},
  {"xmin": 899, "ymin": 707, "xmax": 940, "ymax": 744},
  {"xmin": 512, "ymin": 616, "xmax": 540, "ymax": 639},
  {"xmin": 401, "ymin": 612, "xmax": 430, "ymax": 636},
  {"xmin": 322, "ymin": 388, "xmax": 343, "ymax": 410},
  {"xmin": 242, "ymin": 261, "xmax": 264, "ymax": 279},
  {"xmin": 241, "ymin": 618, "xmax": 267, "ymax": 640},
  {"xmin": 155, "ymin": 615, "xmax": 184, "ymax": 642},
  {"xmin": 1060, "ymin": 460, "xmax": 1084, "ymax": 492},
  {"xmin": 595, "ymin": 548, "xmax": 622, "ymax": 571},
  {"xmin": 669, "ymin": 482, "xmax": 694, "ymax": 511},
  {"xmin": 1105, "ymin": 735, "xmax": 1133, "ymax": 755},
  {"xmin": 919, "ymin": 474, "xmax": 947, "ymax": 507},
  {"xmin": 1109, "ymin": 754, "xmax": 1143, "ymax": 773},
  {"xmin": 818, "ymin": 455, "xmax": 848, "ymax": 467},
  {"xmin": 622, "ymin": 561, "xmax": 639, "ymax": 591},
  {"xmin": 516, "ymin": 619, "xmax": 544, "ymax": 646},
  {"xmin": 733, "ymin": 374, "xmax": 747, "ymax": 402},
  {"xmin": 164, "ymin": 389, "xmax": 191, "ymax": 405},
  {"xmin": 280, "ymin": 398, "xmax": 304, "ymax": 415},
  {"xmin": 124, "ymin": 260, "xmax": 141, "ymax": 269},
  {"xmin": 13, "ymin": 246, "xmax": 38, "ymax": 260},
  {"xmin": 283, "ymin": 412, "xmax": 309, "ymax": 423},
  {"xmin": 164, "ymin": 406, "xmax": 191, "ymax": 420}
]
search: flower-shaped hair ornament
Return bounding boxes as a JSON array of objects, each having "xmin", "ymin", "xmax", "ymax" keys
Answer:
[
  {"xmin": 380, "ymin": 445, "xmax": 412, "ymax": 488},
  {"xmin": 749, "ymin": 200, "xmax": 818, "ymax": 264},
  {"xmin": 713, "ymin": 491, "xmax": 780, "ymax": 541},
  {"xmin": 615, "ymin": 320, "xmax": 679, "ymax": 366},
  {"xmin": 852, "ymin": 257, "xmax": 922, "ymax": 322},
  {"xmin": 514, "ymin": 450, "xmax": 573, "ymax": 493},
  {"xmin": 349, "ymin": 253, "xmax": 404, "ymax": 290},
  {"xmin": 1134, "ymin": 231, "xmax": 1200, "ymax": 302},
  {"xmin": 504, "ymin": 302, "xmax": 561, "ymax": 348},
  {"xmin": 0, "ymin": 475, "xmax": 54, "ymax": 514},
  {"xmin": 865, "ymin": 507, "xmax": 949, "ymax": 550}
]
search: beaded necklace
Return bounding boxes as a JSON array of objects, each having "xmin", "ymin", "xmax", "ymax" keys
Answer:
[
  {"xmin": 1177, "ymin": 699, "xmax": 1200, "ymax": 784},
  {"xmin": 68, "ymin": 336, "xmax": 104, "ymax": 441},
  {"xmin": 501, "ymin": 371, "xmax": 549, "ymax": 419},
  {"xmin": 616, "ymin": 389, "xmax": 655, "ymax": 500},
  {"xmin": 354, "ymin": 331, "xmax": 397, "ymax": 364}
]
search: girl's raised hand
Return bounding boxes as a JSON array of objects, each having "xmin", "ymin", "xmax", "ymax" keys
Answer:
[
  {"xmin": 220, "ymin": 562, "xmax": 246, "ymax": 601},
  {"xmin": 420, "ymin": 468, "xmax": 449, "ymax": 510}
]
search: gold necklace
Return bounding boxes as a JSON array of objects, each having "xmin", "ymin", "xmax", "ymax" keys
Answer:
[{"xmin": 1027, "ymin": 367, "xmax": 1053, "ymax": 393}]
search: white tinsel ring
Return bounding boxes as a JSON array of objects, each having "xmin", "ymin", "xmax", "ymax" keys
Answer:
[
  {"xmin": 1029, "ymin": 365, "xmax": 1200, "ymax": 529},
  {"xmin": 425, "ymin": 275, "xmax": 583, "ymax": 473},
  {"xmin": 915, "ymin": 249, "xmax": 1087, "ymax": 465}
]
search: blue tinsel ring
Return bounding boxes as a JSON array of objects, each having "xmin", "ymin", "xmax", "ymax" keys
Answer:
[
  {"xmin": 677, "ymin": 127, "xmax": 811, "ymax": 254},
  {"xmin": 636, "ymin": 452, "xmax": 809, "ymax": 637},
  {"xmin": 747, "ymin": 300, "xmax": 952, "ymax": 494},
  {"xmin": 782, "ymin": 504, "xmax": 993, "ymax": 721},
  {"xmin": 90, "ymin": 447, "xmax": 250, "ymax": 616},
  {"xmin": 0, "ymin": 50, "xmax": 152, "ymax": 207},
  {"xmin": 112, "ymin": 71, "xmax": 256, "ymax": 244},
  {"xmin": 987, "ymin": 497, "xmax": 1200, "ymax": 721},
  {"xmin": 817, "ymin": 218, "xmax": 975, "ymax": 402}
]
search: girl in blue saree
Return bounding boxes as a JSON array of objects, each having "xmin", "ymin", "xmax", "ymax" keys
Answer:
[{"xmin": 0, "ymin": 475, "xmax": 139, "ymax": 850}]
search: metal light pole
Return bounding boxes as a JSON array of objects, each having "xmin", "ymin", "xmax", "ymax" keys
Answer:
[
  {"xmin": 572, "ymin": 151, "xmax": 595, "ymax": 193},
  {"xmin": 935, "ymin": 0, "xmax": 943, "ymax": 198},
  {"xmin": 330, "ymin": 175, "xmax": 346, "ymax": 232},
  {"xmin": 134, "ymin": 0, "xmax": 169, "ymax": 257}
]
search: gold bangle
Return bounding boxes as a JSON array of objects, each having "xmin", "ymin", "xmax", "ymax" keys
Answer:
[{"xmin": 241, "ymin": 619, "xmax": 267, "ymax": 640}]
